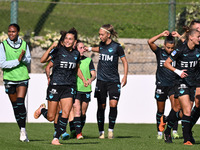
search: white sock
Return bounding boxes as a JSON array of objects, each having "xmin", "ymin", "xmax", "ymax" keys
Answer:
[
  {"xmin": 99, "ymin": 131, "xmax": 104, "ymax": 135},
  {"xmin": 173, "ymin": 130, "xmax": 177, "ymax": 134},
  {"xmin": 108, "ymin": 128, "xmax": 113, "ymax": 132},
  {"xmin": 158, "ymin": 131, "xmax": 162, "ymax": 136},
  {"xmin": 21, "ymin": 128, "xmax": 26, "ymax": 132}
]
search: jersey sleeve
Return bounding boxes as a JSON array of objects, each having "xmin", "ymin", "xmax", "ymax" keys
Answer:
[
  {"xmin": 49, "ymin": 48, "xmax": 58, "ymax": 58},
  {"xmin": 117, "ymin": 44, "xmax": 125, "ymax": 58},
  {"xmin": 50, "ymin": 49, "xmax": 58, "ymax": 63},
  {"xmin": 89, "ymin": 59, "xmax": 95, "ymax": 71}
]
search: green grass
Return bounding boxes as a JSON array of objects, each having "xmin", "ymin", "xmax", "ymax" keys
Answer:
[
  {"xmin": 0, "ymin": 123, "xmax": 200, "ymax": 149},
  {"xmin": 0, "ymin": 0, "xmax": 200, "ymax": 38}
]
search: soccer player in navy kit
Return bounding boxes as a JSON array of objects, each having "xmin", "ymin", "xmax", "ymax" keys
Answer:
[
  {"xmin": 34, "ymin": 28, "xmax": 87, "ymax": 145},
  {"xmin": 164, "ymin": 28, "xmax": 200, "ymax": 145},
  {"xmin": 148, "ymin": 30, "xmax": 179, "ymax": 140},
  {"xmin": 86, "ymin": 24, "xmax": 128, "ymax": 139}
]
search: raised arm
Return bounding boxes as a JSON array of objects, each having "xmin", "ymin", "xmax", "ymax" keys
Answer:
[
  {"xmin": 40, "ymin": 41, "xmax": 57, "ymax": 63},
  {"xmin": 147, "ymin": 30, "xmax": 170, "ymax": 51}
]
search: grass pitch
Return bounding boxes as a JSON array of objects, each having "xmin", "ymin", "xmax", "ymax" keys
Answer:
[{"xmin": 0, "ymin": 123, "xmax": 200, "ymax": 150}]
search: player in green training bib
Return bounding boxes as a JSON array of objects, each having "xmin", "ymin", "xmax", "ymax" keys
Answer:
[{"xmin": 0, "ymin": 24, "xmax": 31, "ymax": 142}]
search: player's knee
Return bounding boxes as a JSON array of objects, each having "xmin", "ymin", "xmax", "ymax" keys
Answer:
[{"xmin": 47, "ymin": 114, "xmax": 55, "ymax": 122}]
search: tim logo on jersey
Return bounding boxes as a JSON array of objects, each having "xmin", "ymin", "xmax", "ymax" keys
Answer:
[
  {"xmin": 60, "ymin": 61, "xmax": 76, "ymax": 69},
  {"xmin": 99, "ymin": 54, "xmax": 113, "ymax": 61}
]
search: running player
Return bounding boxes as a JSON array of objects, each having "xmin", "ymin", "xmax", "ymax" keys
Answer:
[
  {"xmin": 86, "ymin": 24, "xmax": 128, "ymax": 139},
  {"xmin": 0, "ymin": 24, "xmax": 31, "ymax": 142},
  {"xmin": 73, "ymin": 40, "xmax": 96, "ymax": 139},
  {"xmin": 34, "ymin": 28, "xmax": 88, "ymax": 145},
  {"xmin": 147, "ymin": 30, "xmax": 178, "ymax": 140},
  {"xmin": 164, "ymin": 28, "xmax": 200, "ymax": 145}
]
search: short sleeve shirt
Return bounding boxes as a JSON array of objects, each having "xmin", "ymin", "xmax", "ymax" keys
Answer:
[{"xmin": 97, "ymin": 40, "xmax": 125, "ymax": 82}]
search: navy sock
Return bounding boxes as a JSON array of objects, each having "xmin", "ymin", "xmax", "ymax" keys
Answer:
[
  {"xmin": 109, "ymin": 107, "xmax": 117, "ymax": 129},
  {"xmin": 16, "ymin": 98, "xmax": 26, "ymax": 128},
  {"xmin": 74, "ymin": 117, "xmax": 82, "ymax": 134},
  {"xmin": 156, "ymin": 111, "xmax": 163, "ymax": 132},
  {"xmin": 191, "ymin": 106, "xmax": 200, "ymax": 128},
  {"xmin": 69, "ymin": 121, "xmax": 75, "ymax": 132},
  {"xmin": 55, "ymin": 117, "xmax": 68, "ymax": 139},
  {"xmin": 41, "ymin": 108, "xmax": 48, "ymax": 119},
  {"xmin": 11, "ymin": 101, "xmax": 21, "ymax": 129},
  {"xmin": 173, "ymin": 121, "xmax": 178, "ymax": 131},
  {"xmin": 81, "ymin": 115, "xmax": 86, "ymax": 131},
  {"xmin": 97, "ymin": 108, "xmax": 105, "ymax": 131},
  {"xmin": 182, "ymin": 114, "xmax": 191, "ymax": 142}
]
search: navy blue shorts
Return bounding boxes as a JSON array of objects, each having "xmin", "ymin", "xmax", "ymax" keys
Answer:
[
  {"xmin": 174, "ymin": 83, "xmax": 195, "ymax": 102},
  {"xmin": 4, "ymin": 81, "xmax": 29, "ymax": 94},
  {"xmin": 46, "ymin": 85, "xmax": 75, "ymax": 101},
  {"xmin": 94, "ymin": 80, "xmax": 121, "ymax": 104},
  {"xmin": 75, "ymin": 91, "xmax": 91, "ymax": 103},
  {"xmin": 154, "ymin": 85, "xmax": 175, "ymax": 102}
]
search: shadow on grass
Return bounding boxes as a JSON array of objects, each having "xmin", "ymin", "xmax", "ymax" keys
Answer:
[
  {"xmin": 62, "ymin": 142, "xmax": 99, "ymax": 145},
  {"xmin": 115, "ymin": 136, "xmax": 140, "ymax": 139}
]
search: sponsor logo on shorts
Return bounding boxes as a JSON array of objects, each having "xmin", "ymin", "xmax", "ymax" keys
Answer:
[
  {"xmin": 113, "ymin": 96, "xmax": 118, "ymax": 99},
  {"xmin": 156, "ymin": 89, "xmax": 164, "ymax": 94},
  {"xmin": 50, "ymin": 89, "xmax": 58, "ymax": 94}
]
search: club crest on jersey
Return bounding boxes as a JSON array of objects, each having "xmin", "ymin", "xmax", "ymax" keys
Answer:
[
  {"xmin": 196, "ymin": 54, "xmax": 200, "ymax": 58},
  {"xmin": 183, "ymin": 54, "xmax": 188, "ymax": 57},
  {"xmin": 171, "ymin": 50, "xmax": 177, "ymax": 56},
  {"xmin": 162, "ymin": 53, "xmax": 167, "ymax": 57},
  {"xmin": 108, "ymin": 48, "xmax": 113, "ymax": 53},
  {"xmin": 74, "ymin": 56, "xmax": 77, "ymax": 60},
  {"xmin": 62, "ymin": 54, "xmax": 67, "ymax": 57}
]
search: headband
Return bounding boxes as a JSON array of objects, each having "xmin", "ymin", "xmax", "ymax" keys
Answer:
[{"xmin": 100, "ymin": 27, "xmax": 110, "ymax": 33}]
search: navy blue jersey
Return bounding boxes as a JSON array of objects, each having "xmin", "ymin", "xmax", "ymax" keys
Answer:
[
  {"xmin": 50, "ymin": 46, "xmax": 80, "ymax": 86},
  {"xmin": 153, "ymin": 47, "xmax": 176, "ymax": 86},
  {"xmin": 170, "ymin": 42, "xmax": 200, "ymax": 86},
  {"xmin": 97, "ymin": 40, "xmax": 125, "ymax": 82}
]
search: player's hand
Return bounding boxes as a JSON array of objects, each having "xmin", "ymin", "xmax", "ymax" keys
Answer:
[
  {"xmin": 83, "ymin": 79, "xmax": 88, "ymax": 87},
  {"xmin": 180, "ymin": 69, "xmax": 188, "ymax": 78},
  {"xmin": 121, "ymin": 76, "xmax": 127, "ymax": 87},
  {"xmin": 87, "ymin": 78, "xmax": 92, "ymax": 85},
  {"xmin": 171, "ymin": 31, "xmax": 181, "ymax": 38},
  {"xmin": 161, "ymin": 30, "xmax": 170, "ymax": 37}
]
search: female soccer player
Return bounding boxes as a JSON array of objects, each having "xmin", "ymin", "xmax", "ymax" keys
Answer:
[
  {"xmin": 164, "ymin": 28, "xmax": 200, "ymax": 145},
  {"xmin": 34, "ymin": 28, "xmax": 87, "ymax": 145},
  {"xmin": 73, "ymin": 40, "xmax": 96, "ymax": 139},
  {"xmin": 147, "ymin": 30, "xmax": 179, "ymax": 140},
  {"xmin": 86, "ymin": 24, "xmax": 128, "ymax": 139},
  {"xmin": 0, "ymin": 24, "xmax": 31, "ymax": 142}
]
